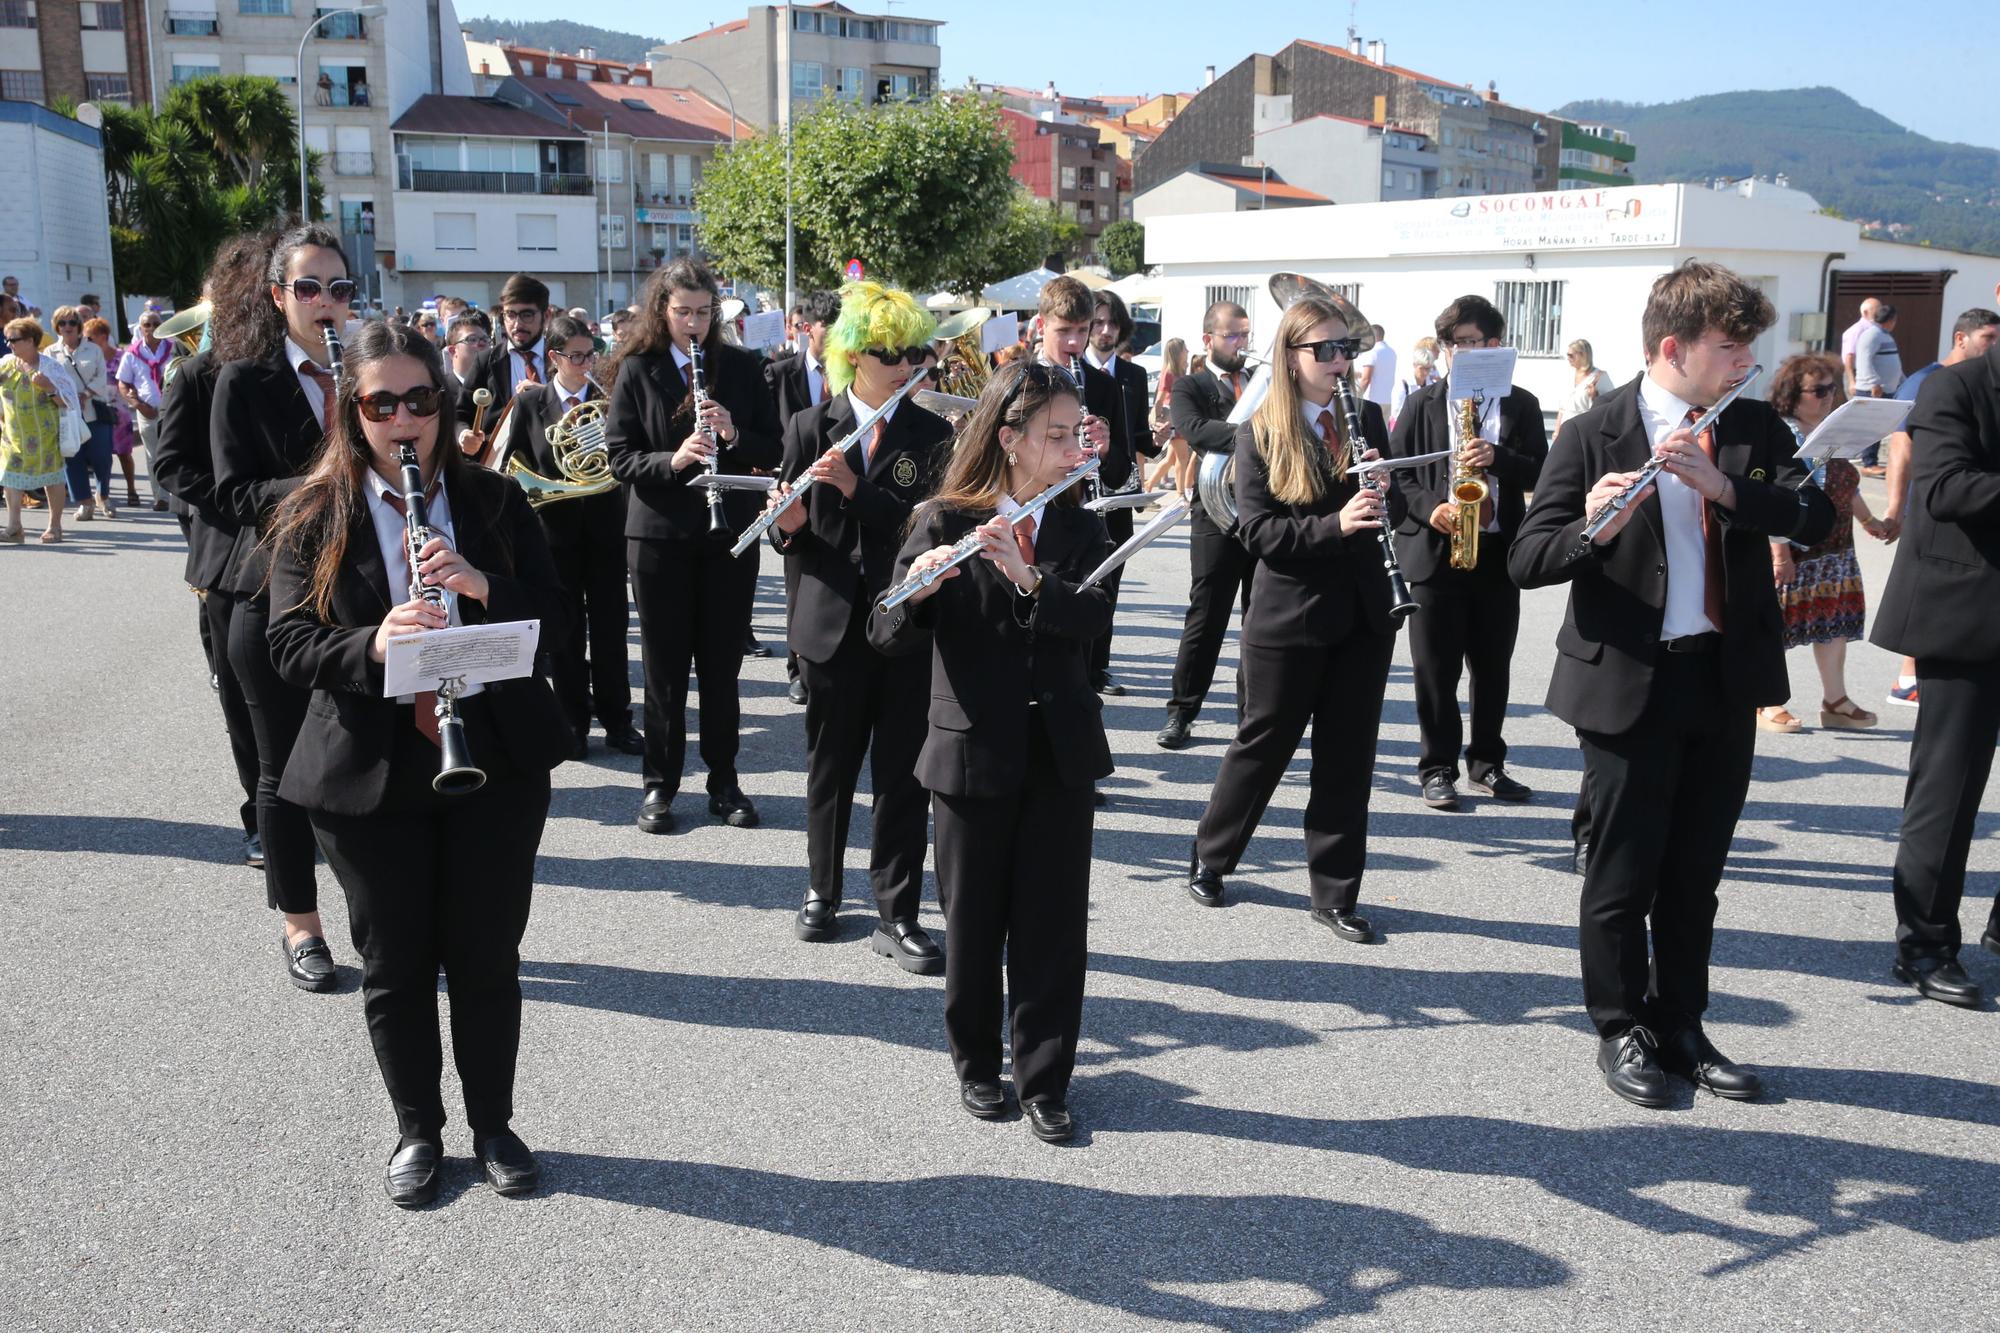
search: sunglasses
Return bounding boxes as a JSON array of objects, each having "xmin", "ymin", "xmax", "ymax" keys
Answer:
[
  {"xmin": 1291, "ymin": 337, "xmax": 1364, "ymax": 363},
  {"xmin": 356, "ymin": 385, "xmax": 443, "ymax": 422},
  {"xmin": 276, "ymin": 277, "xmax": 358, "ymax": 303},
  {"xmin": 863, "ymin": 346, "xmax": 926, "ymax": 366},
  {"xmin": 56, "ymin": 320, "xmax": 80, "ymax": 330},
  {"xmin": 1801, "ymin": 383, "xmax": 1838, "ymax": 399}
]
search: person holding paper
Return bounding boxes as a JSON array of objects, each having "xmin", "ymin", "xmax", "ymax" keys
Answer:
[
  {"xmin": 1187, "ymin": 294, "xmax": 1397, "ymax": 944},
  {"xmin": 1511, "ymin": 261, "xmax": 1833, "ymax": 1108},
  {"xmin": 1387, "ymin": 295, "xmax": 1547, "ymax": 811},
  {"xmin": 869, "ymin": 360, "xmax": 1111, "ymax": 1143},
  {"xmin": 767, "ymin": 281, "xmax": 949, "ymax": 973},
  {"xmin": 265, "ymin": 320, "xmax": 571, "ymax": 1207}
]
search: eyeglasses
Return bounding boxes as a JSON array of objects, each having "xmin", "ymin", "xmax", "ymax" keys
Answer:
[
  {"xmin": 449, "ymin": 334, "xmax": 491, "ymax": 350},
  {"xmin": 501, "ymin": 307, "xmax": 543, "ymax": 325},
  {"xmin": 356, "ymin": 385, "xmax": 444, "ymax": 422},
  {"xmin": 549, "ymin": 348, "xmax": 595, "ymax": 366},
  {"xmin": 1290, "ymin": 337, "xmax": 1364, "ymax": 363},
  {"xmin": 668, "ymin": 304, "xmax": 715, "ymax": 321},
  {"xmin": 277, "ymin": 278, "xmax": 358, "ymax": 304},
  {"xmin": 862, "ymin": 346, "xmax": 926, "ymax": 366},
  {"xmin": 1448, "ymin": 336, "xmax": 1488, "ymax": 350},
  {"xmin": 1801, "ymin": 382, "xmax": 1838, "ymax": 399}
]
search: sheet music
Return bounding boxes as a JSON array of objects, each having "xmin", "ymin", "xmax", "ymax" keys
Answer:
[
  {"xmin": 740, "ymin": 310, "xmax": 786, "ymax": 351},
  {"xmin": 979, "ymin": 313, "xmax": 1019, "ymax": 356},
  {"xmin": 1084, "ymin": 499, "xmax": 1190, "ymax": 587},
  {"xmin": 1351, "ymin": 449, "xmax": 1453, "ymax": 475},
  {"xmin": 1791, "ymin": 397, "xmax": 1914, "ymax": 461},
  {"xmin": 1445, "ymin": 347, "xmax": 1517, "ymax": 402},
  {"xmin": 384, "ymin": 621, "xmax": 541, "ymax": 697}
]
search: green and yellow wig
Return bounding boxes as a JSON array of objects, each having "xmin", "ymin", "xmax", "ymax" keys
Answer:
[{"xmin": 823, "ymin": 280, "xmax": 936, "ymax": 397}]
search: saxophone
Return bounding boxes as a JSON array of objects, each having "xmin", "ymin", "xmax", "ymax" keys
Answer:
[{"xmin": 1448, "ymin": 394, "xmax": 1489, "ymax": 571}]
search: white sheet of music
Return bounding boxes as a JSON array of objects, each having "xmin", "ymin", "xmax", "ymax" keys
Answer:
[
  {"xmin": 1351, "ymin": 449, "xmax": 1454, "ymax": 475},
  {"xmin": 384, "ymin": 621, "xmax": 541, "ymax": 696},
  {"xmin": 1446, "ymin": 347, "xmax": 1518, "ymax": 402},
  {"xmin": 1791, "ymin": 397, "xmax": 1914, "ymax": 461}
]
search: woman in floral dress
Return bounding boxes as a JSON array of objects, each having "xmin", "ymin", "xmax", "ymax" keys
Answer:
[{"xmin": 1, "ymin": 317, "xmax": 76, "ymax": 545}]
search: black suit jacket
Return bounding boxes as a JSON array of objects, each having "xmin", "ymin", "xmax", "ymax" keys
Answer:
[
  {"xmin": 1234, "ymin": 407, "xmax": 1397, "ymax": 647},
  {"xmin": 495, "ymin": 380, "xmax": 626, "ymax": 550},
  {"xmin": 773, "ymin": 396, "xmax": 951, "ymax": 663},
  {"xmin": 1509, "ymin": 376, "xmax": 1835, "ymax": 735},
  {"xmin": 1170, "ymin": 366, "xmax": 1245, "ymax": 456},
  {"xmin": 151, "ymin": 348, "xmax": 237, "ymax": 590},
  {"xmin": 604, "ymin": 340, "xmax": 783, "ymax": 541},
  {"xmin": 1872, "ymin": 346, "xmax": 2000, "ymax": 662},
  {"xmin": 210, "ymin": 347, "xmax": 324, "ymax": 597},
  {"xmin": 453, "ymin": 340, "xmax": 543, "ymax": 429},
  {"xmin": 1089, "ymin": 354, "xmax": 1157, "ymax": 490},
  {"xmin": 1387, "ymin": 378, "xmax": 1548, "ymax": 583},
  {"xmin": 267, "ymin": 465, "xmax": 572, "ymax": 816},
  {"xmin": 869, "ymin": 500, "xmax": 1113, "ymax": 796},
  {"xmin": 764, "ymin": 351, "xmax": 822, "ymax": 430}
]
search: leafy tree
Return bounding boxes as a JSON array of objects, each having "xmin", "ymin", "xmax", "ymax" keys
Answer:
[{"xmin": 1099, "ymin": 219, "xmax": 1145, "ymax": 278}]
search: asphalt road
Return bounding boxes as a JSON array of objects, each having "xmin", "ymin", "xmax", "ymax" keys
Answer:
[{"xmin": 3, "ymin": 480, "xmax": 1996, "ymax": 1331}]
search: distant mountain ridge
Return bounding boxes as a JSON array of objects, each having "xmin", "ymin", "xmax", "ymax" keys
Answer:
[
  {"xmin": 1556, "ymin": 87, "xmax": 2000, "ymax": 257},
  {"xmin": 459, "ymin": 17, "xmax": 662, "ymax": 65}
]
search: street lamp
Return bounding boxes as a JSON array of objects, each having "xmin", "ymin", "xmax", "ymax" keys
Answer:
[
  {"xmin": 649, "ymin": 55, "xmax": 741, "ymax": 295},
  {"xmin": 297, "ymin": 4, "xmax": 388, "ymax": 220}
]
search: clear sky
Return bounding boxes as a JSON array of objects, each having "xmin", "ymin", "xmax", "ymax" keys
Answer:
[{"xmin": 466, "ymin": 0, "xmax": 2000, "ymax": 152}]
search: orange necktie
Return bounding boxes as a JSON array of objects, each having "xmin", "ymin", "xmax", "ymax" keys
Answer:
[
  {"xmin": 1013, "ymin": 517, "xmax": 1036, "ymax": 568},
  {"xmin": 1684, "ymin": 407, "xmax": 1725, "ymax": 631},
  {"xmin": 517, "ymin": 349, "xmax": 541, "ymax": 388}
]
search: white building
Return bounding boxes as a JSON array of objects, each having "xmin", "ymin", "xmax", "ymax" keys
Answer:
[
  {"xmin": 0, "ymin": 100, "xmax": 117, "ymax": 314},
  {"xmin": 1143, "ymin": 182, "xmax": 2000, "ymax": 409}
]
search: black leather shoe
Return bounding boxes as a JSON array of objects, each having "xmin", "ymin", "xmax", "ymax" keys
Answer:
[
  {"xmin": 1597, "ymin": 1027, "xmax": 1671, "ymax": 1108},
  {"xmin": 1156, "ymin": 716, "xmax": 1191, "ymax": 750},
  {"xmin": 1310, "ymin": 908, "xmax": 1373, "ymax": 943},
  {"xmin": 601, "ymin": 721, "xmax": 645, "ymax": 755},
  {"xmin": 474, "ymin": 1130, "xmax": 541, "ymax": 1196},
  {"xmin": 284, "ymin": 933, "xmax": 336, "ymax": 992},
  {"xmin": 1573, "ymin": 839, "xmax": 1591, "ymax": 876},
  {"xmin": 1470, "ymin": 768, "xmax": 1532, "ymax": 802},
  {"xmin": 1892, "ymin": 956, "xmax": 1982, "ymax": 1008},
  {"xmin": 1023, "ymin": 1098, "xmax": 1075, "ymax": 1143},
  {"xmin": 1421, "ymin": 775, "xmax": 1460, "ymax": 809},
  {"xmin": 708, "ymin": 787, "xmax": 760, "ymax": 828},
  {"xmin": 1982, "ymin": 923, "xmax": 2000, "ymax": 958},
  {"xmin": 787, "ymin": 678, "xmax": 809, "ymax": 705},
  {"xmin": 384, "ymin": 1138, "xmax": 441, "ymax": 1209},
  {"xmin": 960, "ymin": 1079, "xmax": 1008, "ymax": 1120},
  {"xmin": 872, "ymin": 920, "xmax": 944, "ymax": 975},
  {"xmin": 637, "ymin": 786, "xmax": 675, "ymax": 834},
  {"xmin": 1658, "ymin": 1025, "xmax": 1762, "ymax": 1100},
  {"xmin": 1188, "ymin": 843, "xmax": 1225, "ymax": 908},
  {"xmin": 1092, "ymin": 672, "xmax": 1126, "ymax": 697},
  {"xmin": 744, "ymin": 633, "xmax": 772, "ymax": 658},
  {"xmin": 795, "ymin": 897, "xmax": 838, "ymax": 942},
  {"xmin": 243, "ymin": 832, "xmax": 264, "ymax": 868}
]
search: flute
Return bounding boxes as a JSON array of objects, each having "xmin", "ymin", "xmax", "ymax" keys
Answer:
[
  {"xmin": 1573, "ymin": 365, "xmax": 1763, "ymax": 554},
  {"xmin": 876, "ymin": 456, "xmax": 1099, "ymax": 614}
]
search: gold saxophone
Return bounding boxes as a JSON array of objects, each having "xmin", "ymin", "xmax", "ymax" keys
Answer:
[{"xmin": 1449, "ymin": 395, "xmax": 1489, "ymax": 571}]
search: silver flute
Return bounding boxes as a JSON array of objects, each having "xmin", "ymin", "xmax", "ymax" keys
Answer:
[
  {"xmin": 728, "ymin": 366, "xmax": 929, "ymax": 558},
  {"xmin": 1575, "ymin": 365, "xmax": 1764, "ymax": 552},
  {"xmin": 876, "ymin": 456, "xmax": 1100, "ymax": 614},
  {"xmin": 689, "ymin": 340, "xmax": 728, "ymax": 538}
]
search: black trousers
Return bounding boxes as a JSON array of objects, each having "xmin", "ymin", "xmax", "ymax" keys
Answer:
[
  {"xmin": 1087, "ymin": 507, "xmax": 1134, "ymax": 681},
  {"xmin": 1575, "ymin": 650, "xmax": 1754, "ymax": 1039},
  {"xmin": 1196, "ymin": 632, "xmax": 1394, "ymax": 913},
  {"xmin": 1167, "ymin": 505, "xmax": 1255, "ymax": 722},
  {"xmin": 628, "ymin": 535, "xmax": 757, "ymax": 793},
  {"xmin": 1892, "ymin": 656, "xmax": 2000, "ymax": 960},
  {"xmin": 226, "ymin": 593, "xmax": 317, "ymax": 913},
  {"xmin": 546, "ymin": 524, "xmax": 633, "ymax": 733},
  {"xmin": 312, "ymin": 719, "xmax": 549, "ymax": 1142},
  {"xmin": 202, "ymin": 591, "xmax": 259, "ymax": 838},
  {"xmin": 932, "ymin": 719, "xmax": 1092, "ymax": 1104},
  {"xmin": 798, "ymin": 613, "xmax": 931, "ymax": 920},
  {"xmin": 1407, "ymin": 555, "xmax": 1521, "ymax": 782}
]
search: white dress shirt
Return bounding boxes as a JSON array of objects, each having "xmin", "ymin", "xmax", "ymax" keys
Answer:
[
  {"xmin": 845, "ymin": 388, "xmax": 896, "ymax": 470},
  {"xmin": 1636, "ymin": 372, "xmax": 1717, "ymax": 639},
  {"xmin": 994, "ymin": 492, "xmax": 1044, "ymax": 547},
  {"xmin": 362, "ymin": 466, "xmax": 483, "ymax": 699},
  {"xmin": 285, "ymin": 336, "xmax": 329, "ymax": 425}
]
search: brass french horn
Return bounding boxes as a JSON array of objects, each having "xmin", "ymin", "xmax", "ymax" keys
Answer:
[{"xmin": 495, "ymin": 391, "xmax": 620, "ymax": 508}]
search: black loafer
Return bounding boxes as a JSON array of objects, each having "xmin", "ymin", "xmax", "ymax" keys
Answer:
[
  {"xmin": 1188, "ymin": 842, "xmax": 1225, "ymax": 908},
  {"xmin": 1658, "ymin": 1025, "xmax": 1762, "ymax": 1100},
  {"xmin": 601, "ymin": 722, "xmax": 645, "ymax": 756},
  {"xmin": 284, "ymin": 933, "xmax": 336, "ymax": 992},
  {"xmin": 1892, "ymin": 957, "xmax": 1982, "ymax": 1008},
  {"xmin": 1597, "ymin": 1027, "xmax": 1670, "ymax": 1108},
  {"xmin": 743, "ymin": 634, "xmax": 772, "ymax": 658},
  {"xmin": 385, "ymin": 1138, "xmax": 441, "ymax": 1209},
  {"xmin": 1023, "ymin": 1098, "xmax": 1075, "ymax": 1143},
  {"xmin": 243, "ymin": 832, "xmax": 264, "ymax": 868},
  {"xmin": 960, "ymin": 1079, "xmax": 1009, "ymax": 1120},
  {"xmin": 1310, "ymin": 908, "xmax": 1372, "ymax": 943},
  {"xmin": 795, "ymin": 897, "xmax": 838, "ymax": 942},
  {"xmin": 787, "ymin": 678, "xmax": 809, "ymax": 705},
  {"xmin": 637, "ymin": 786, "xmax": 675, "ymax": 834},
  {"xmin": 708, "ymin": 787, "xmax": 760, "ymax": 828},
  {"xmin": 1155, "ymin": 716, "xmax": 1190, "ymax": 750},
  {"xmin": 872, "ymin": 920, "xmax": 944, "ymax": 975},
  {"xmin": 1470, "ymin": 768, "xmax": 1532, "ymax": 802},
  {"xmin": 1421, "ymin": 775, "xmax": 1460, "ymax": 809},
  {"xmin": 1092, "ymin": 672, "xmax": 1126, "ymax": 697},
  {"xmin": 474, "ymin": 1130, "xmax": 541, "ymax": 1197}
]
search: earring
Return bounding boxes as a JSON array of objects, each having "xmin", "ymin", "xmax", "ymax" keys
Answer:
[{"xmin": 1006, "ymin": 450, "xmax": 1018, "ymax": 467}]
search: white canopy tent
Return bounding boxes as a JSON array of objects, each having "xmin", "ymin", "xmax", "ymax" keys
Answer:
[{"xmin": 979, "ymin": 266, "xmax": 1061, "ymax": 309}]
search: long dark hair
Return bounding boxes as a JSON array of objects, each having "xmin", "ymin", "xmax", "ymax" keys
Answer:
[
  {"xmin": 206, "ymin": 227, "xmax": 283, "ymax": 363},
  {"xmin": 920, "ymin": 360, "xmax": 1083, "ymax": 525},
  {"xmin": 241, "ymin": 220, "xmax": 348, "ymax": 363},
  {"xmin": 269, "ymin": 321, "xmax": 466, "ymax": 619},
  {"xmin": 602, "ymin": 256, "xmax": 721, "ymax": 393}
]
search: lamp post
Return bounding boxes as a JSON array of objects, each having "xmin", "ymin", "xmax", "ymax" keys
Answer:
[
  {"xmin": 649, "ymin": 55, "xmax": 739, "ymax": 293},
  {"xmin": 296, "ymin": 4, "xmax": 388, "ymax": 220}
]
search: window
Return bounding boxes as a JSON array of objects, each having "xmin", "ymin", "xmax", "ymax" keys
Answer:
[
  {"xmin": 1494, "ymin": 280, "xmax": 1564, "ymax": 356},
  {"xmin": 0, "ymin": 69, "xmax": 44, "ymax": 100},
  {"xmin": 1406, "ymin": 170, "xmax": 1417, "ymax": 190},
  {"xmin": 0, "ymin": 0, "xmax": 35, "ymax": 27},
  {"xmin": 792, "ymin": 9, "xmax": 817, "ymax": 30},
  {"xmin": 164, "ymin": 11, "xmax": 219, "ymax": 35},
  {"xmin": 340, "ymin": 198, "xmax": 374, "ymax": 236},
  {"xmin": 81, "ymin": 1, "xmax": 124, "ymax": 28},
  {"xmin": 238, "ymin": 0, "xmax": 288, "ymax": 13},
  {"xmin": 885, "ymin": 20, "xmax": 935, "ymax": 43},
  {"xmin": 673, "ymin": 152, "xmax": 692, "ymax": 201},
  {"xmin": 600, "ymin": 214, "xmax": 626, "ymax": 249},
  {"xmin": 1204, "ymin": 284, "xmax": 1254, "ymax": 316},
  {"xmin": 835, "ymin": 66, "xmax": 864, "ymax": 102},
  {"xmin": 1098, "ymin": 169, "xmax": 1110, "ymax": 190},
  {"xmin": 244, "ymin": 54, "xmax": 296, "ymax": 84},
  {"xmin": 887, "ymin": 73, "xmax": 930, "ymax": 100},
  {"xmin": 790, "ymin": 61, "xmax": 822, "ymax": 101},
  {"xmin": 434, "ymin": 212, "xmax": 475, "ymax": 251},
  {"xmin": 518, "ymin": 59, "xmax": 534, "ymax": 76},
  {"xmin": 1060, "ymin": 165, "xmax": 1076, "ymax": 191},
  {"xmin": 170, "ymin": 56, "xmax": 220, "ymax": 87},
  {"xmin": 84, "ymin": 73, "xmax": 130, "ymax": 101},
  {"xmin": 1078, "ymin": 201, "xmax": 1094, "ymax": 223},
  {"xmin": 594, "ymin": 147, "xmax": 623, "ymax": 183},
  {"xmin": 517, "ymin": 213, "xmax": 557, "ymax": 252}
]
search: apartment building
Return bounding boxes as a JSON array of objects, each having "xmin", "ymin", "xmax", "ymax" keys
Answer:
[
  {"xmin": 998, "ymin": 105, "xmax": 1125, "ymax": 259},
  {"xmin": 0, "ymin": 0, "xmax": 149, "ymax": 107}
]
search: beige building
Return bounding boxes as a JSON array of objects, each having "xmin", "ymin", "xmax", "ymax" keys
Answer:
[{"xmin": 0, "ymin": 0, "xmax": 149, "ymax": 107}]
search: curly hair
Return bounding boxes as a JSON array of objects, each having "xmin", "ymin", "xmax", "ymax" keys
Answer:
[
  {"xmin": 1767, "ymin": 353, "xmax": 1844, "ymax": 420},
  {"xmin": 822, "ymin": 281, "xmax": 936, "ymax": 397}
]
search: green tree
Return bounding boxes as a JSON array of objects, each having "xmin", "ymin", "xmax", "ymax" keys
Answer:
[
  {"xmin": 1098, "ymin": 219, "xmax": 1145, "ymax": 278},
  {"xmin": 697, "ymin": 93, "xmax": 1037, "ymax": 295}
]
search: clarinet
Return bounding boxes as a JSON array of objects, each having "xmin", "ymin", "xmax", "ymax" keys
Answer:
[
  {"xmin": 319, "ymin": 320, "xmax": 346, "ymax": 394},
  {"xmin": 1069, "ymin": 355, "xmax": 1102, "ymax": 503},
  {"xmin": 396, "ymin": 443, "xmax": 486, "ymax": 796},
  {"xmin": 1333, "ymin": 373, "xmax": 1417, "ymax": 621},
  {"xmin": 690, "ymin": 340, "xmax": 728, "ymax": 538}
]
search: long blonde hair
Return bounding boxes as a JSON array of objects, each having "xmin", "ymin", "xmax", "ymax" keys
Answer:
[{"xmin": 1252, "ymin": 296, "xmax": 1353, "ymax": 506}]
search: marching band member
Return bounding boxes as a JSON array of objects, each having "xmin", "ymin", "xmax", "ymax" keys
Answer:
[
  {"xmin": 1388, "ymin": 295, "xmax": 1547, "ymax": 810},
  {"xmin": 266, "ymin": 320, "xmax": 570, "ymax": 1208},
  {"xmin": 1187, "ymin": 295, "xmax": 1396, "ymax": 943},
  {"xmin": 494, "ymin": 313, "xmax": 642, "ymax": 760},
  {"xmin": 765, "ymin": 289, "xmax": 843, "ymax": 706},
  {"xmin": 1511, "ymin": 261, "xmax": 1832, "ymax": 1107},
  {"xmin": 604, "ymin": 258, "xmax": 781, "ymax": 832},
  {"xmin": 769, "ymin": 282, "xmax": 949, "ymax": 971},
  {"xmin": 870, "ymin": 361, "xmax": 1112, "ymax": 1143},
  {"xmin": 210, "ymin": 221, "xmax": 350, "ymax": 991},
  {"xmin": 1033, "ymin": 275, "xmax": 1121, "ymax": 484},
  {"xmin": 1082, "ymin": 289, "xmax": 1160, "ymax": 698},
  {"xmin": 454, "ymin": 273, "xmax": 551, "ymax": 454}
]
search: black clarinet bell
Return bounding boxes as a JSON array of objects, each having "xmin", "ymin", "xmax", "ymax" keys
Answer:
[{"xmin": 433, "ymin": 714, "xmax": 487, "ymax": 795}]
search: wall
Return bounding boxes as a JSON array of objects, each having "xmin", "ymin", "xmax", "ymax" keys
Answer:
[
  {"xmin": 0, "ymin": 105, "xmax": 116, "ymax": 312},
  {"xmin": 391, "ymin": 191, "xmax": 599, "ymax": 290},
  {"xmin": 1132, "ymin": 174, "xmax": 1238, "ymax": 224},
  {"xmin": 1254, "ymin": 118, "xmax": 1378, "ymax": 205}
]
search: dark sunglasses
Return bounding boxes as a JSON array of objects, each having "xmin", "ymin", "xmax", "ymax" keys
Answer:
[
  {"xmin": 356, "ymin": 385, "xmax": 443, "ymax": 421},
  {"xmin": 277, "ymin": 278, "xmax": 358, "ymax": 303},
  {"xmin": 1290, "ymin": 337, "xmax": 1363, "ymax": 363},
  {"xmin": 862, "ymin": 346, "xmax": 926, "ymax": 366},
  {"xmin": 1801, "ymin": 383, "xmax": 1838, "ymax": 399},
  {"xmin": 56, "ymin": 320, "xmax": 80, "ymax": 330}
]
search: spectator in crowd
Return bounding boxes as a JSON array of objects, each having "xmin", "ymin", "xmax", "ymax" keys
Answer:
[
  {"xmin": 1840, "ymin": 296, "xmax": 1881, "ymax": 393},
  {"xmin": 1352, "ymin": 322, "xmax": 1396, "ymax": 409},
  {"xmin": 436, "ymin": 295, "xmax": 468, "ymax": 326},
  {"xmin": 1, "ymin": 274, "xmax": 25, "ymax": 310},
  {"xmin": 444, "ymin": 312, "xmax": 492, "ymax": 387},
  {"xmin": 116, "ymin": 308, "xmax": 173, "ymax": 510},
  {"xmin": 86, "ymin": 316, "xmax": 140, "ymax": 506},
  {"xmin": 1, "ymin": 316, "xmax": 78, "ymax": 544},
  {"xmin": 1555, "ymin": 337, "xmax": 1615, "ymax": 434},
  {"xmin": 1759, "ymin": 354, "xmax": 1890, "ymax": 733},
  {"xmin": 47, "ymin": 305, "xmax": 117, "ymax": 520},
  {"xmin": 1390, "ymin": 336, "xmax": 1440, "ymax": 428},
  {"xmin": 1142, "ymin": 337, "xmax": 1191, "ymax": 494},
  {"xmin": 1853, "ymin": 303, "xmax": 1906, "ymax": 476},
  {"xmin": 412, "ymin": 310, "xmax": 441, "ymax": 345},
  {"xmin": 78, "ymin": 294, "xmax": 101, "ymax": 321}
]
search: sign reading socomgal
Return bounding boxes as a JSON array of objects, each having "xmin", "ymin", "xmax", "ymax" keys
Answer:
[{"xmin": 1388, "ymin": 185, "xmax": 1682, "ymax": 255}]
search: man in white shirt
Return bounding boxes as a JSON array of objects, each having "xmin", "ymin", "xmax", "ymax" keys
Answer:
[
  {"xmin": 1839, "ymin": 296, "xmax": 1882, "ymax": 393},
  {"xmin": 1353, "ymin": 324, "xmax": 1396, "ymax": 408}
]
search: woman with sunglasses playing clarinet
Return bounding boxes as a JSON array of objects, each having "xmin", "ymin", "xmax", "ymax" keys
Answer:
[
  {"xmin": 266, "ymin": 321, "xmax": 572, "ymax": 1208},
  {"xmin": 1187, "ymin": 296, "xmax": 1401, "ymax": 945},
  {"xmin": 870, "ymin": 361, "xmax": 1112, "ymax": 1144}
]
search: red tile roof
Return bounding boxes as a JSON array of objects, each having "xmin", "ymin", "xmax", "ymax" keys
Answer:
[
  {"xmin": 515, "ymin": 77, "xmax": 753, "ymax": 143},
  {"xmin": 1293, "ymin": 39, "xmax": 1461, "ymax": 89},
  {"xmin": 681, "ymin": 17, "xmax": 748, "ymax": 42},
  {"xmin": 392, "ymin": 94, "xmax": 580, "ymax": 139},
  {"xmin": 1196, "ymin": 171, "xmax": 1328, "ymax": 203}
]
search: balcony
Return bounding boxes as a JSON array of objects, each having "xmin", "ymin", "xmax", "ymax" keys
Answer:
[
  {"xmin": 399, "ymin": 163, "xmax": 593, "ymax": 196},
  {"xmin": 314, "ymin": 6, "xmax": 365, "ymax": 39},
  {"xmin": 641, "ymin": 181, "xmax": 697, "ymax": 207},
  {"xmin": 164, "ymin": 9, "xmax": 218, "ymax": 34},
  {"xmin": 330, "ymin": 151, "xmax": 374, "ymax": 176}
]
